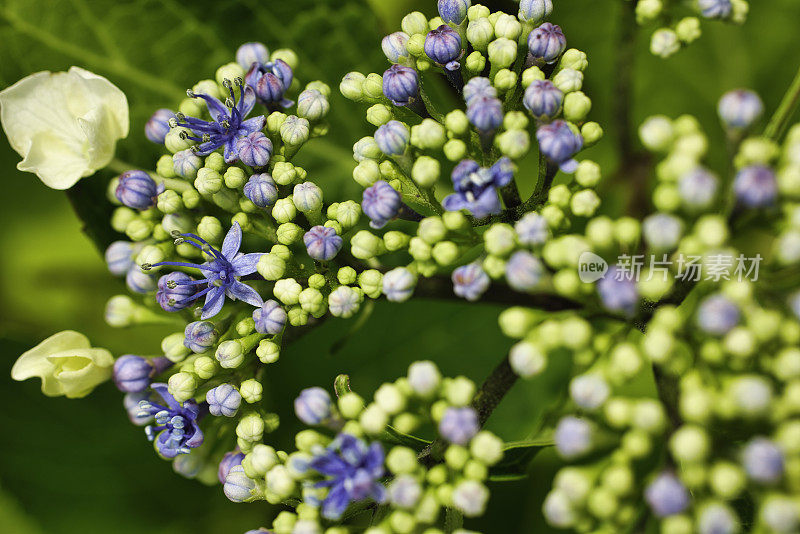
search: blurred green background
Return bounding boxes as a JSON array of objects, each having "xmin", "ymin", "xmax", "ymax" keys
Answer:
[{"xmin": 1, "ymin": 0, "xmax": 798, "ymax": 532}]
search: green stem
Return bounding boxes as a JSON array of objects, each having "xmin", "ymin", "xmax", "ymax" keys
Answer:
[
  {"xmin": 107, "ymin": 158, "xmax": 138, "ymax": 174},
  {"xmin": 765, "ymin": 64, "xmax": 800, "ymax": 141}
]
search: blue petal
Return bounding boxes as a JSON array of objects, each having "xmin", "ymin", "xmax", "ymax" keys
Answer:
[
  {"xmin": 151, "ymin": 383, "xmax": 180, "ymax": 411},
  {"xmin": 201, "ymin": 287, "xmax": 226, "ymax": 319},
  {"xmin": 321, "ymin": 484, "xmax": 351, "ymax": 520},
  {"xmin": 227, "ymin": 281, "xmax": 264, "ymax": 307},
  {"xmin": 222, "ymin": 222, "xmax": 243, "ymax": 259},
  {"xmin": 442, "ymin": 193, "xmax": 468, "ymax": 212},
  {"xmin": 469, "ymin": 188, "xmax": 502, "ymax": 219},
  {"xmin": 239, "ymin": 85, "xmax": 257, "ymax": 117},
  {"xmin": 231, "ymin": 253, "xmax": 263, "ymax": 276},
  {"xmin": 240, "ymin": 115, "xmax": 266, "ymax": 136},
  {"xmin": 310, "ymin": 452, "xmax": 351, "ymax": 477}
]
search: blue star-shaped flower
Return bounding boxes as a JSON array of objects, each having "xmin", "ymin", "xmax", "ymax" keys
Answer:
[
  {"xmin": 310, "ymin": 434, "xmax": 386, "ymax": 520},
  {"xmin": 150, "ymin": 223, "xmax": 263, "ymax": 319},
  {"xmin": 138, "ymin": 383, "xmax": 204, "ymax": 458},
  {"xmin": 174, "ymin": 78, "xmax": 266, "ymax": 163},
  {"xmin": 442, "ymin": 157, "xmax": 514, "ymax": 218}
]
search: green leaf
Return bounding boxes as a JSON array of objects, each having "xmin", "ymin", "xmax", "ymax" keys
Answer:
[
  {"xmin": 488, "ymin": 435, "xmax": 554, "ymax": 481},
  {"xmin": 382, "ymin": 425, "xmax": 432, "ymax": 450}
]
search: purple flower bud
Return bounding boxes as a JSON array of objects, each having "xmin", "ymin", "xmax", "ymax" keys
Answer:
[
  {"xmin": 597, "ymin": 266, "xmax": 639, "ymax": 316},
  {"xmin": 734, "ymin": 165, "xmax": 778, "ymax": 208},
  {"xmin": 236, "ymin": 42, "xmax": 270, "ymax": 69},
  {"xmin": 382, "ymin": 32, "xmax": 410, "ymax": 63},
  {"xmin": 253, "ymin": 300, "xmax": 287, "ymax": 335},
  {"xmin": 243, "ymin": 173, "xmax": 279, "ymax": 208},
  {"xmin": 425, "ymin": 25, "xmax": 463, "ymax": 70},
  {"xmin": 645, "ymin": 473, "xmax": 690, "ymax": 517},
  {"xmin": 743, "ymin": 438, "xmax": 784, "ymax": 484},
  {"xmin": 172, "ymin": 149, "xmax": 202, "ymax": 179},
  {"xmin": 294, "ymin": 387, "xmax": 333, "ymax": 425},
  {"xmin": 113, "ymin": 355, "xmax": 154, "ymax": 393},
  {"xmin": 184, "ymin": 321, "xmax": 218, "ymax": 353},
  {"xmin": 528, "ymin": 22, "xmax": 567, "ymax": 64},
  {"xmin": 124, "ymin": 391, "xmax": 154, "ymax": 425},
  {"xmin": 519, "ymin": 0, "xmax": 553, "ymax": 23},
  {"xmin": 463, "ymin": 77, "xmax": 497, "ymax": 107},
  {"xmin": 207, "ymin": 384, "xmax": 242, "ymax": 417},
  {"xmin": 698, "ymin": 504, "xmax": 738, "ymax": 534},
  {"xmin": 363, "ymin": 180, "xmax": 402, "ymax": 229},
  {"xmin": 467, "ymin": 96, "xmax": 504, "ymax": 132},
  {"xmin": 237, "ymin": 132, "xmax": 273, "ymax": 168},
  {"xmin": 382, "ymin": 267, "xmax": 416, "ymax": 302},
  {"xmin": 790, "ymin": 291, "xmax": 800, "ymax": 321},
  {"xmin": 116, "ymin": 170, "xmax": 160, "ymax": 210},
  {"xmin": 126, "ymin": 266, "xmax": 157, "ymax": 294},
  {"xmin": 247, "ymin": 59, "xmax": 294, "ymax": 108},
  {"xmin": 515, "ymin": 213, "xmax": 549, "ymax": 246},
  {"xmin": 696, "ymin": 294, "xmax": 740, "ymax": 336},
  {"xmin": 157, "ymin": 272, "xmax": 197, "ymax": 312},
  {"xmin": 505, "ymin": 251, "xmax": 545, "ymax": 291},
  {"xmin": 439, "ymin": 407, "xmax": 479, "ymax": 445},
  {"xmin": 303, "ymin": 225, "xmax": 343, "ymax": 261},
  {"xmin": 105, "ymin": 241, "xmax": 137, "ymax": 276},
  {"xmin": 452, "ymin": 263, "xmax": 491, "ymax": 301},
  {"xmin": 718, "ymin": 89, "xmax": 763, "ymax": 129},
  {"xmin": 679, "ymin": 167, "xmax": 719, "ymax": 209},
  {"xmin": 145, "ymin": 108, "xmax": 175, "ymax": 144},
  {"xmin": 218, "ymin": 450, "xmax": 246, "ymax": 483},
  {"xmin": 375, "ymin": 120, "xmax": 410, "ymax": 155},
  {"xmin": 523, "ymin": 80, "xmax": 564, "ymax": 121},
  {"xmin": 698, "ymin": 0, "xmax": 732, "ymax": 19},
  {"xmin": 554, "ymin": 416, "xmax": 593, "ymax": 458},
  {"xmin": 438, "ymin": 0, "xmax": 470, "ymax": 25},
  {"xmin": 383, "ymin": 64, "xmax": 419, "ymax": 106},
  {"xmin": 388, "ymin": 475, "xmax": 422, "ymax": 508},
  {"xmin": 536, "ymin": 120, "xmax": 583, "ymax": 172},
  {"xmin": 224, "ymin": 465, "xmax": 255, "ymax": 502}
]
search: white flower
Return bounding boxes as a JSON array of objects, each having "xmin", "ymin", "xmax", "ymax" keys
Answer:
[
  {"xmin": 0, "ymin": 67, "xmax": 129, "ymax": 189},
  {"xmin": 11, "ymin": 330, "xmax": 114, "ymax": 398}
]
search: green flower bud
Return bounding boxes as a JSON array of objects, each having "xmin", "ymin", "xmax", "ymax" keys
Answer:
[
  {"xmin": 215, "ymin": 62, "xmax": 245, "ymax": 87},
  {"xmin": 361, "ymin": 73, "xmax": 384, "ymax": 103},
  {"xmin": 406, "ymin": 34, "xmax": 426, "ymax": 57},
  {"xmin": 270, "ymin": 162, "xmax": 295, "ymax": 186},
  {"xmin": 338, "ymin": 392, "xmax": 365, "ymax": 419},
  {"xmin": 484, "ymin": 223, "xmax": 517, "ymax": 256},
  {"xmin": 256, "ymin": 340, "xmax": 280, "ymax": 364},
  {"xmin": 335, "ymin": 266, "xmax": 357, "ymax": 286},
  {"xmin": 694, "ymin": 215, "xmax": 728, "ymax": 247},
  {"xmin": 581, "ymin": 122, "xmax": 603, "ymax": 146},
  {"xmin": 358, "ymin": 269, "xmax": 383, "ymax": 298},
  {"xmin": 470, "ymin": 431, "xmax": 504, "ymax": 465},
  {"xmin": 340, "ymin": 72, "xmax": 366, "ymax": 101},
  {"xmin": 419, "ymin": 217, "xmax": 448, "ymax": 245},
  {"xmin": 156, "ymin": 155, "xmax": 176, "ymax": 178},
  {"xmin": 271, "ymin": 48, "xmax": 298, "ymax": 70},
  {"xmin": 257, "ymin": 253, "xmax": 285, "ymax": 281},
  {"xmin": 571, "ymin": 189, "xmax": 601, "ymax": 217},
  {"xmin": 182, "ymin": 188, "xmax": 200, "ymax": 209},
  {"xmin": 162, "ymin": 331, "xmax": 190, "ymax": 362},
  {"xmin": 614, "ymin": 217, "xmax": 641, "ymax": 247},
  {"xmin": 564, "ymin": 92, "xmax": 592, "ymax": 122},
  {"xmin": 488, "ymin": 38, "xmax": 517, "ymax": 69},
  {"xmin": 360, "ymin": 404, "xmax": 388, "ymax": 435},
  {"xmin": 353, "ymin": 159, "xmax": 381, "ymax": 188},
  {"xmin": 366, "ymin": 104, "xmax": 393, "ymax": 127},
  {"xmin": 575, "ymin": 160, "xmax": 602, "ymax": 188},
  {"xmin": 178, "ymin": 97, "xmax": 203, "ymax": 117},
  {"xmin": 271, "ymin": 198, "xmax": 296, "ymax": 224},
  {"xmin": 445, "ymin": 110, "xmax": 470, "ymax": 136},
  {"xmin": 559, "ymin": 49, "xmax": 589, "ymax": 72},
  {"xmin": 636, "ymin": 0, "xmax": 662, "ymax": 23},
  {"xmin": 197, "ymin": 216, "xmax": 224, "ymax": 244},
  {"xmin": 445, "ymin": 445, "xmax": 470, "ymax": 471},
  {"xmin": 299, "ymin": 287, "xmax": 325, "ymax": 316},
  {"xmin": 194, "ymin": 356, "xmax": 216, "ymax": 379},
  {"xmin": 384, "ymin": 231, "xmax": 411, "ymax": 252},
  {"xmin": 237, "ymin": 413, "xmax": 265, "ymax": 443},
  {"xmin": 276, "ymin": 222, "xmax": 302, "ymax": 244},
  {"xmin": 351, "ymin": 230, "xmax": 385, "ymax": 259},
  {"xmin": 429, "ymin": 17, "xmax": 445, "ymax": 30},
  {"xmin": 203, "ymin": 151, "xmax": 225, "ymax": 172},
  {"xmin": 280, "ymin": 116, "xmax": 310, "ymax": 147},
  {"xmin": 465, "ymin": 51, "xmax": 487, "ymax": 74},
  {"xmin": 239, "ymin": 379, "xmax": 263, "ymax": 404},
  {"xmin": 444, "ymin": 139, "xmax": 468, "ymax": 161},
  {"xmin": 216, "ymin": 339, "xmax": 246, "ymax": 369},
  {"xmin": 494, "ymin": 13, "xmax": 522, "ymax": 40},
  {"xmin": 168, "ymin": 372, "xmax": 197, "ymax": 403},
  {"xmin": 274, "ymin": 278, "xmax": 303, "ymax": 305},
  {"xmin": 445, "ymin": 376, "xmax": 476, "ymax": 406},
  {"xmin": 157, "ymin": 190, "xmax": 182, "ymax": 213},
  {"xmin": 650, "ymin": 28, "xmax": 680, "ymax": 58},
  {"xmin": 266, "ymin": 111, "xmax": 287, "ymax": 136},
  {"xmin": 735, "ymin": 137, "xmax": 780, "ymax": 167},
  {"xmin": 164, "ymin": 127, "xmax": 193, "ymax": 153},
  {"xmin": 411, "ymin": 119, "xmax": 446, "ymax": 151},
  {"xmin": 553, "ymin": 69, "xmax": 584, "ymax": 94},
  {"xmin": 468, "ymin": 3, "xmax": 490, "ymax": 20},
  {"xmin": 522, "ymin": 66, "xmax": 546, "ymax": 88},
  {"xmin": 432, "ymin": 241, "xmax": 460, "ymax": 265},
  {"xmin": 669, "ymin": 425, "xmax": 709, "ymax": 463},
  {"xmin": 288, "ymin": 306, "xmax": 309, "ymax": 327},
  {"xmin": 709, "ymin": 462, "xmax": 745, "ymax": 500},
  {"xmin": 375, "ymin": 383, "xmax": 407, "ymax": 415},
  {"xmin": 194, "ymin": 167, "xmax": 223, "ymax": 195},
  {"xmin": 125, "ymin": 219, "xmax": 153, "ymax": 241},
  {"xmin": 297, "ymin": 89, "xmax": 330, "ymax": 121},
  {"xmin": 412, "ymin": 156, "xmax": 441, "ymax": 188},
  {"xmin": 242, "ymin": 444, "xmax": 278, "ymax": 479},
  {"xmin": 467, "ymin": 19, "xmax": 494, "ymax": 52},
  {"xmin": 493, "ymin": 69, "xmax": 517, "ymax": 92},
  {"xmin": 137, "ymin": 245, "xmax": 165, "ymax": 273},
  {"xmin": 222, "ymin": 167, "xmax": 246, "ymax": 189},
  {"xmin": 675, "ymin": 17, "xmax": 701, "ymax": 43},
  {"xmin": 498, "ymin": 307, "xmax": 537, "ymax": 338},
  {"xmin": 386, "ymin": 446, "xmax": 418, "ymax": 475},
  {"xmin": 401, "ymin": 11, "xmax": 428, "ymax": 35},
  {"xmin": 408, "ymin": 237, "xmax": 432, "ymax": 261},
  {"xmin": 496, "ymin": 129, "xmax": 530, "ymax": 159}
]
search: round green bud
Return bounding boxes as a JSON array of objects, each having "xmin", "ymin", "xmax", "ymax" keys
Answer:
[
  {"xmin": 362, "ymin": 73, "xmax": 384, "ymax": 102},
  {"xmin": 488, "ymin": 38, "xmax": 517, "ymax": 68},
  {"xmin": 164, "ymin": 127, "xmax": 193, "ymax": 153},
  {"xmin": 406, "ymin": 34, "xmax": 426, "ymax": 57},
  {"xmin": 271, "ymin": 198, "xmax": 296, "ymax": 224},
  {"xmin": 270, "ymin": 48, "xmax": 298, "ymax": 70},
  {"xmin": 522, "ymin": 66, "xmax": 546, "ymax": 88},
  {"xmin": 353, "ymin": 159, "xmax": 381, "ymax": 188},
  {"xmin": 412, "ymin": 156, "xmax": 441, "ymax": 188},
  {"xmin": 496, "ymin": 130, "xmax": 530, "ymax": 159},
  {"xmin": 650, "ymin": 28, "xmax": 680, "ymax": 58},
  {"xmin": 358, "ymin": 269, "xmax": 383, "ymax": 298},
  {"xmin": 375, "ymin": 383, "xmax": 407, "ymax": 415},
  {"xmin": 694, "ymin": 215, "xmax": 728, "ymax": 247},
  {"xmin": 266, "ymin": 111, "xmax": 287, "ymax": 136},
  {"xmin": 340, "ymin": 72, "xmax": 366, "ymax": 101},
  {"xmin": 445, "ymin": 110, "xmax": 470, "ymax": 136},
  {"xmin": 360, "ymin": 404, "xmax": 388, "ymax": 435},
  {"xmin": 192, "ymin": 355, "xmax": 217, "ymax": 380},
  {"xmin": 419, "ymin": 217, "xmax": 448, "ymax": 245},
  {"xmin": 432, "ymin": 241, "xmax": 460, "ymax": 266},
  {"xmin": 157, "ymin": 190, "xmax": 182, "ymax": 214},
  {"xmin": 280, "ymin": 116, "xmax": 310, "ymax": 147},
  {"xmin": 367, "ymin": 104, "xmax": 393, "ymax": 127},
  {"xmin": 581, "ymin": 122, "xmax": 603, "ymax": 146},
  {"xmin": 564, "ymin": 92, "xmax": 592, "ymax": 122},
  {"xmin": 467, "ymin": 18, "xmax": 494, "ymax": 51},
  {"xmin": 125, "ymin": 219, "xmax": 153, "ymax": 241},
  {"xmin": 465, "ymin": 51, "xmax": 486, "ymax": 74},
  {"xmin": 336, "ymin": 266, "xmax": 358, "ymax": 286},
  {"xmin": 194, "ymin": 167, "xmax": 223, "ymax": 196},
  {"xmin": 156, "ymin": 155, "xmax": 176, "ymax": 178},
  {"xmin": 167, "ymin": 372, "xmax": 197, "ymax": 403},
  {"xmin": 242, "ymin": 444, "xmax": 278, "ymax": 478},
  {"xmin": 470, "ymin": 431, "xmax": 504, "ymax": 465},
  {"xmin": 236, "ymin": 413, "xmax": 265, "ymax": 443},
  {"xmin": 338, "ymin": 392, "xmax": 364, "ymax": 419},
  {"xmin": 401, "ymin": 11, "xmax": 428, "ymax": 35},
  {"xmin": 276, "ymin": 222, "xmax": 302, "ymax": 245},
  {"xmin": 181, "ymin": 188, "xmax": 200, "ymax": 209},
  {"xmin": 351, "ymin": 230, "xmax": 385, "ymax": 259},
  {"xmin": 675, "ymin": 17, "xmax": 701, "ymax": 43},
  {"xmin": 299, "ymin": 287, "xmax": 325, "ymax": 316},
  {"xmin": 195, "ymin": 216, "xmax": 222, "ymax": 245},
  {"xmin": 553, "ymin": 69, "xmax": 584, "ymax": 94},
  {"xmin": 614, "ymin": 217, "xmax": 641, "ymax": 247},
  {"xmin": 215, "ymin": 62, "xmax": 245, "ymax": 87},
  {"xmin": 111, "ymin": 207, "xmax": 136, "ymax": 233},
  {"xmin": 574, "ymin": 160, "xmax": 601, "ymax": 188},
  {"xmin": 570, "ymin": 189, "xmax": 601, "ymax": 217},
  {"xmin": 305, "ymin": 80, "xmax": 331, "ymax": 98},
  {"xmin": 274, "ymin": 278, "xmax": 303, "ymax": 306},
  {"xmin": 387, "ymin": 446, "xmax": 418, "ymax": 475},
  {"xmin": 256, "ymin": 340, "xmax": 280, "ymax": 364},
  {"xmin": 384, "ymin": 231, "xmax": 411, "ymax": 252},
  {"xmin": 735, "ymin": 137, "xmax": 780, "ymax": 167},
  {"xmin": 498, "ymin": 307, "xmax": 537, "ymax": 338},
  {"xmin": 239, "ymin": 379, "xmax": 263, "ymax": 404},
  {"xmin": 548, "ymin": 184, "xmax": 571, "ymax": 208},
  {"xmin": 222, "ymin": 167, "xmax": 246, "ymax": 189},
  {"xmin": 636, "ymin": 0, "xmax": 663, "ymax": 23},
  {"xmin": 408, "ymin": 237, "xmax": 432, "ymax": 261},
  {"xmin": 468, "ymin": 3, "xmax": 490, "ymax": 20},
  {"xmin": 288, "ymin": 306, "xmax": 309, "ymax": 326},
  {"xmin": 444, "ymin": 445, "xmax": 470, "ymax": 471},
  {"xmin": 709, "ymin": 462, "xmax": 745, "ymax": 499},
  {"xmin": 494, "ymin": 13, "xmax": 522, "ymax": 40},
  {"xmin": 484, "ymin": 223, "xmax": 517, "ymax": 256},
  {"xmin": 445, "ymin": 376, "xmax": 476, "ymax": 406},
  {"xmin": 669, "ymin": 425, "xmax": 709, "ymax": 463},
  {"xmin": 443, "ymin": 139, "xmax": 468, "ymax": 162},
  {"xmin": 559, "ymin": 49, "xmax": 589, "ymax": 72}
]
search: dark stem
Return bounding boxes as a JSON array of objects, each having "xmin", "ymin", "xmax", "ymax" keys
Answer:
[{"xmin": 499, "ymin": 181, "xmax": 522, "ymax": 209}]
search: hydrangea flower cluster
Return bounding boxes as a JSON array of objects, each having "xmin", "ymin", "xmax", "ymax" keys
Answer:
[
  {"xmin": 635, "ymin": 0, "xmax": 750, "ymax": 58},
  {"xmin": 5, "ymin": 1, "xmax": 800, "ymax": 533}
]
